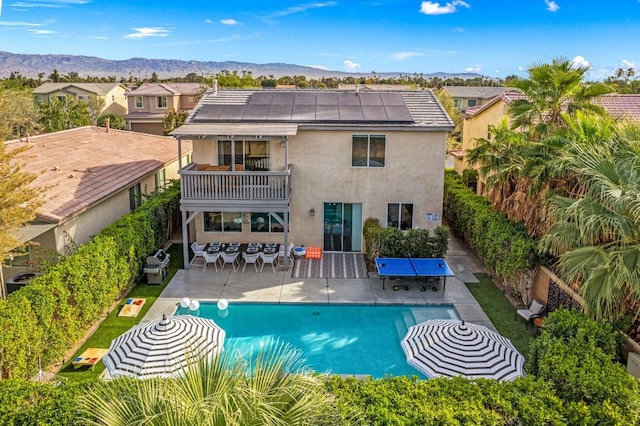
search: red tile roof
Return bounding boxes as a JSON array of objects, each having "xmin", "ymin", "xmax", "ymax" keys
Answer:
[
  {"xmin": 592, "ymin": 94, "xmax": 640, "ymax": 122},
  {"xmin": 6, "ymin": 127, "xmax": 190, "ymax": 223}
]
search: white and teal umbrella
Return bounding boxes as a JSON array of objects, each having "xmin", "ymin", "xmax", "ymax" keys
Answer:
[
  {"xmin": 401, "ymin": 319, "xmax": 525, "ymax": 381},
  {"xmin": 103, "ymin": 314, "xmax": 225, "ymax": 379}
]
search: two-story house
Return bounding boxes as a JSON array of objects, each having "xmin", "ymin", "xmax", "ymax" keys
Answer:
[
  {"xmin": 2, "ymin": 126, "xmax": 192, "ymax": 288},
  {"xmin": 33, "ymin": 82, "xmax": 129, "ymax": 116},
  {"xmin": 438, "ymin": 86, "xmax": 512, "ymax": 111},
  {"xmin": 171, "ymin": 88, "xmax": 454, "ymax": 269},
  {"xmin": 124, "ymin": 83, "xmax": 202, "ymax": 135}
]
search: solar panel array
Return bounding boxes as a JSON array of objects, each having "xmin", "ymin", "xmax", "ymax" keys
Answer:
[{"xmin": 192, "ymin": 92, "xmax": 415, "ymax": 123}]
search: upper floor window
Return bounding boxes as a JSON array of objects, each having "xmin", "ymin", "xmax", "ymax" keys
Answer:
[
  {"xmin": 157, "ymin": 96, "xmax": 167, "ymax": 108},
  {"xmin": 467, "ymin": 99, "xmax": 478, "ymax": 107},
  {"xmin": 352, "ymin": 135, "xmax": 385, "ymax": 167},
  {"xmin": 218, "ymin": 140, "xmax": 270, "ymax": 171},
  {"xmin": 387, "ymin": 203, "xmax": 413, "ymax": 230},
  {"xmin": 135, "ymin": 96, "xmax": 143, "ymax": 108}
]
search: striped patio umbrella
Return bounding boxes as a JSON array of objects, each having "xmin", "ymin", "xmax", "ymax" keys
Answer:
[
  {"xmin": 103, "ymin": 314, "xmax": 225, "ymax": 379},
  {"xmin": 401, "ymin": 319, "xmax": 525, "ymax": 381}
]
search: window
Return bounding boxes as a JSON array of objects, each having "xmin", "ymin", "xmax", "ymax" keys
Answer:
[
  {"xmin": 218, "ymin": 140, "xmax": 270, "ymax": 171},
  {"xmin": 135, "ymin": 96, "xmax": 143, "ymax": 108},
  {"xmin": 203, "ymin": 212, "xmax": 242, "ymax": 232},
  {"xmin": 129, "ymin": 183, "xmax": 142, "ymax": 211},
  {"xmin": 387, "ymin": 203, "xmax": 413, "ymax": 230},
  {"xmin": 155, "ymin": 169, "xmax": 166, "ymax": 190},
  {"xmin": 251, "ymin": 212, "xmax": 288, "ymax": 233},
  {"xmin": 467, "ymin": 99, "xmax": 478, "ymax": 107},
  {"xmin": 78, "ymin": 95, "xmax": 90, "ymax": 102},
  {"xmin": 34, "ymin": 94, "xmax": 43, "ymax": 104},
  {"xmin": 453, "ymin": 99, "xmax": 461, "ymax": 108},
  {"xmin": 157, "ymin": 96, "xmax": 167, "ymax": 108},
  {"xmin": 57, "ymin": 95, "xmax": 67, "ymax": 103},
  {"xmin": 351, "ymin": 135, "xmax": 385, "ymax": 167}
]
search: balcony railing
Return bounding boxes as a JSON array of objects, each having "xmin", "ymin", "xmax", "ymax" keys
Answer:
[{"xmin": 180, "ymin": 163, "xmax": 291, "ymax": 201}]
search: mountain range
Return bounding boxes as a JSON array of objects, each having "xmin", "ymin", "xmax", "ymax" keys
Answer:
[{"xmin": 0, "ymin": 51, "xmax": 484, "ymax": 81}]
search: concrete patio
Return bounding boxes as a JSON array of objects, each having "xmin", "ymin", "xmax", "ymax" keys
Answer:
[{"xmin": 144, "ymin": 236, "xmax": 495, "ymax": 330}]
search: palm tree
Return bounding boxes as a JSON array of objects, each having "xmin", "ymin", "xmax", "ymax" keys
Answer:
[
  {"xmin": 539, "ymin": 129, "xmax": 640, "ymax": 320},
  {"xmin": 79, "ymin": 340, "xmax": 356, "ymax": 425},
  {"xmin": 507, "ymin": 57, "xmax": 613, "ymax": 139}
]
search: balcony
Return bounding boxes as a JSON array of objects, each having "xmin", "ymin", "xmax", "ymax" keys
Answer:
[{"xmin": 180, "ymin": 163, "xmax": 291, "ymax": 210}]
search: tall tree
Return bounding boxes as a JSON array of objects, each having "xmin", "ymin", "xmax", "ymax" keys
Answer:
[
  {"xmin": 507, "ymin": 57, "xmax": 613, "ymax": 139},
  {"xmin": 0, "ymin": 88, "xmax": 42, "ymax": 140},
  {"xmin": 0, "ymin": 142, "xmax": 44, "ymax": 298}
]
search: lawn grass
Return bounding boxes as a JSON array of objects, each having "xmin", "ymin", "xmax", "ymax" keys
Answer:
[
  {"xmin": 465, "ymin": 273, "xmax": 536, "ymax": 358},
  {"xmin": 57, "ymin": 244, "xmax": 185, "ymax": 382}
]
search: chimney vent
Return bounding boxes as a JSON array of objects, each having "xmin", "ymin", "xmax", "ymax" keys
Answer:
[
  {"xmin": 68, "ymin": 173, "xmax": 76, "ymax": 179},
  {"xmin": 105, "ymin": 117, "xmax": 110, "ymax": 133},
  {"xmin": 213, "ymin": 79, "xmax": 218, "ymax": 95},
  {"xmin": 54, "ymin": 166, "xmax": 60, "ymax": 172}
]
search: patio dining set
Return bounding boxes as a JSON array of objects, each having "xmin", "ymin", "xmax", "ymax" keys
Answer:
[{"xmin": 191, "ymin": 242, "xmax": 295, "ymax": 272}]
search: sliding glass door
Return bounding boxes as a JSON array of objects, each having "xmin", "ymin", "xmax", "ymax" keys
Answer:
[{"xmin": 323, "ymin": 203, "xmax": 362, "ymax": 252}]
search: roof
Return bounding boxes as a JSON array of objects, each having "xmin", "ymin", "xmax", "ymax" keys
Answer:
[
  {"xmin": 592, "ymin": 94, "xmax": 640, "ymax": 122},
  {"xmin": 440, "ymin": 86, "xmax": 512, "ymax": 99},
  {"xmin": 33, "ymin": 82, "xmax": 125, "ymax": 95},
  {"xmin": 6, "ymin": 127, "xmax": 190, "ymax": 223},
  {"xmin": 128, "ymin": 83, "xmax": 202, "ymax": 96},
  {"xmin": 175, "ymin": 89, "xmax": 453, "ymax": 135},
  {"xmin": 464, "ymin": 90, "xmax": 526, "ymax": 118}
]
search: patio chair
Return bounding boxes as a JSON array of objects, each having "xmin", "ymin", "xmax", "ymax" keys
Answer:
[
  {"xmin": 515, "ymin": 299, "xmax": 546, "ymax": 329},
  {"xmin": 190, "ymin": 242, "xmax": 206, "ymax": 265},
  {"xmin": 259, "ymin": 252, "xmax": 279, "ymax": 272},
  {"xmin": 203, "ymin": 252, "xmax": 222, "ymax": 271},
  {"xmin": 242, "ymin": 252, "xmax": 262, "ymax": 272},
  {"xmin": 219, "ymin": 252, "xmax": 240, "ymax": 271},
  {"xmin": 278, "ymin": 242, "xmax": 295, "ymax": 263}
]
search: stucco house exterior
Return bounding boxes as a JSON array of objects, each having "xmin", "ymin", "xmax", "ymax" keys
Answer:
[
  {"xmin": 33, "ymin": 82, "xmax": 129, "ymax": 116},
  {"xmin": 2, "ymin": 126, "xmax": 192, "ymax": 285},
  {"xmin": 438, "ymin": 86, "xmax": 513, "ymax": 111},
  {"xmin": 171, "ymin": 88, "xmax": 454, "ymax": 269},
  {"xmin": 124, "ymin": 83, "xmax": 202, "ymax": 135}
]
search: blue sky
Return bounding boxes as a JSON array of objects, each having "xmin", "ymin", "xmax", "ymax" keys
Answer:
[{"xmin": 0, "ymin": 0, "xmax": 638, "ymax": 79}]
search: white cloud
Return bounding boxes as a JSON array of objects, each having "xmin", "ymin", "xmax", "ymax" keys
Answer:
[
  {"xmin": 518, "ymin": 65, "xmax": 526, "ymax": 71},
  {"xmin": 622, "ymin": 59, "xmax": 636, "ymax": 68},
  {"xmin": 221, "ymin": 18, "xmax": 238, "ymax": 25},
  {"xmin": 343, "ymin": 60, "xmax": 361, "ymax": 71},
  {"xmin": 125, "ymin": 27, "xmax": 171, "ymax": 39},
  {"xmin": 28, "ymin": 29, "xmax": 54, "ymax": 34},
  {"xmin": 0, "ymin": 20, "xmax": 42, "ymax": 26},
  {"xmin": 87, "ymin": 36, "xmax": 107, "ymax": 40},
  {"xmin": 465, "ymin": 65, "xmax": 482, "ymax": 72},
  {"xmin": 391, "ymin": 51, "xmax": 424, "ymax": 60},
  {"xmin": 205, "ymin": 19, "xmax": 213, "ymax": 24},
  {"xmin": 306, "ymin": 64, "xmax": 329, "ymax": 70},
  {"xmin": 544, "ymin": 0, "xmax": 559, "ymax": 12},
  {"xmin": 8, "ymin": 0, "xmax": 89, "ymax": 8},
  {"xmin": 266, "ymin": 1, "xmax": 337, "ymax": 19},
  {"xmin": 571, "ymin": 55, "xmax": 590, "ymax": 68},
  {"xmin": 420, "ymin": 1, "xmax": 470, "ymax": 16},
  {"xmin": 453, "ymin": 27, "xmax": 465, "ymax": 32}
]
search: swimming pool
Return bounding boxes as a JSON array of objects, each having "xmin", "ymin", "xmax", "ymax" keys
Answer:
[{"xmin": 177, "ymin": 303, "xmax": 459, "ymax": 378}]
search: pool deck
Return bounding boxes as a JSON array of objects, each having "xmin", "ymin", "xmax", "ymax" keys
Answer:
[{"xmin": 144, "ymin": 236, "xmax": 496, "ymax": 331}]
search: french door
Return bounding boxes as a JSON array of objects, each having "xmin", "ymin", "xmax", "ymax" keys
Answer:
[{"xmin": 323, "ymin": 203, "xmax": 362, "ymax": 252}]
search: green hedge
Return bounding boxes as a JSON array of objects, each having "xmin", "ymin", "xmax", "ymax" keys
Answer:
[
  {"xmin": 0, "ymin": 182, "xmax": 180, "ymax": 379},
  {"xmin": 443, "ymin": 169, "xmax": 538, "ymax": 282},
  {"xmin": 362, "ymin": 218, "xmax": 449, "ymax": 262}
]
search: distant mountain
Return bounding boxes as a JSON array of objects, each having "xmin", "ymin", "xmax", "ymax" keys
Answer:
[{"xmin": 0, "ymin": 51, "xmax": 485, "ymax": 80}]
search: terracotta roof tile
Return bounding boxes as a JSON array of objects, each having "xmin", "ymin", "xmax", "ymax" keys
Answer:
[
  {"xmin": 6, "ymin": 127, "xmax": 190, "ymax": 223},
  {"xmin": 592, "ymin": 94, "xmax": 640, "ymax": 122}
]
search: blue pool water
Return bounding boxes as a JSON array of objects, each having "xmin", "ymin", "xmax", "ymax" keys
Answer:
[{"xmin": 177, "ymin": 303, "xmax": 459, "ymax": 378}]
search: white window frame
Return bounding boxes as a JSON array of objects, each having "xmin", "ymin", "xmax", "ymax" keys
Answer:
[
  {"xmin": 135, "ymin": 96, "xmax": 143, "ymax": 108},
  {"xmin": 157, "ymin": 96, "xmax": 167, "ymax": 108}
]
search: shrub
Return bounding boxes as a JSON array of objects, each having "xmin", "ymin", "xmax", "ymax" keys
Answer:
[
  {"xmin": 0, "ymin": 181, "xmax": 180, "ymax": 379},
  {"xmin": 96, "ymin": 113, "xmax": 126, "ymax": 129}
]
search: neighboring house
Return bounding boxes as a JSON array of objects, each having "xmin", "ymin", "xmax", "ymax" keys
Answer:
[
  {"xmin": 454, "ymin": 91, "xmax": 525, "ymax": 175},
  {"xmin": 33, "ymin": 82, "xmax": 129, "ymax": 116},
  {"xmin": 2, "ymin": 126, "xmax": 192, "ymax": 283},
  {"xmin": 171, "ymin": 89, "xmax": 454, "ymax": 268},
  {"xmin": 438, "ymin": 86, "xmax": 513, "ymax": 111},
  {"xmin": 124, "ymin": 83, "xmax": 203, "ymax": 135},
  {"xmin": 591, "ymin": 94, "xmax": 640, "ymax": 123}
]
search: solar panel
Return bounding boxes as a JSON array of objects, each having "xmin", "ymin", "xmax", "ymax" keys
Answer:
[
  {"xmin": 316, "ymin": 93, "xmax": 339, "ymax": 105},
  {"xmin": 191, "ymin": 105, "xmax": 223, "ymax": 121},
  {"xmin": 360, "ymin": 93, "xmax": 384, "ymax": 106},
  {"xmin": 242, "ymin": 104, "xmax": 270, "ymax": 120},
  {"xmin": 380, "ymin": 92, "xmax": 406, "ymax": 106},
  {"xmin": 315, "ymin": 104, "xmax": 340, "ymax": 120},
  {"xmin": 270, "ymin": 92, "xmax": 296, "ymax": 105},
  {"xmin": 362, "ymin": 105, "xmax": 389, "ymax": 121},
  {"xmin": 218, "ymin": 105, "xmax": 248, "ymax": 120},
  {"xmin": 267, "ymin": 104, "xmax": 294, "ymax": 120},
  {"xmin": 383, "ymin": 105, "xmax": 414, "ymax": 122},
  {"xmin": 337, "ymin": 92, "xmax": 361, "ymax": 106},
  {"xmin": 248, "ymin": 92, "xmax": 274, "ymax": 105},
  {"xmin": 339, "ymin": 105, "xmax": 365, "ymax": 121},
  {"xmin": 294, "ymin": 92, "xmax": 317, "ymax": 105},
  {"xmin": 291, "ymin": 104, "xmax": 316, "ymax": 120}
]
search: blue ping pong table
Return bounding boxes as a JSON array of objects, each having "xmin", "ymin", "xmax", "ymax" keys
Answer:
[{"xmin": 375, "ymin": 257, "xmax": 455, "ymax": 291}]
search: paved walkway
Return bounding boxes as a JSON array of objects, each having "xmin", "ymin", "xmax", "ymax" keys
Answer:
[{"xmin": 144, "ymin": 235, "xmax": 495, "ymax": 330}]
